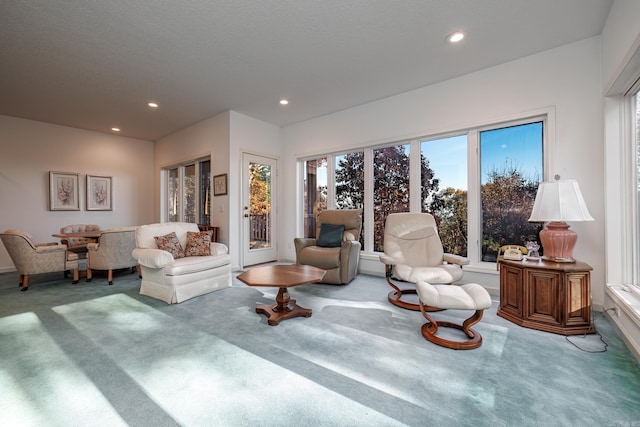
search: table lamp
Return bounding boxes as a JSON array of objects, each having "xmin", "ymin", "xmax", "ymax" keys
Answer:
[{"xmin": 528, "ymin": 179, "xmax": 594, "ymax": 262}]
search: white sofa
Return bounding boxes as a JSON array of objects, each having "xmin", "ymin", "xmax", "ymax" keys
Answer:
[{"xmin": 132, "ymin": 222, "xmax": 231, "ymax": 304}]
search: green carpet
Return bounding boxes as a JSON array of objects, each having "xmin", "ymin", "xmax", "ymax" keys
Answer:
[{"xmin": 1, "ymin": 268, "xmax": 639, "ymax": 427}]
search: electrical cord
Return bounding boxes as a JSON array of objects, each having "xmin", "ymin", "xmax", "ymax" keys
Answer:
[{"xmin": 564, "ymin": 310, "xmax": 610, "ymax": 353}]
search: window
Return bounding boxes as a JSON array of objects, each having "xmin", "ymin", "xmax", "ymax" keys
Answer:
[
  {"xmin": 299, "ymin": 115, "xmax": 547, "ymax": 267},
  {"xmin": 164, "ymin": 158, "xmax": 211, "ymax": 224},
  {"xmin": 479, "ymin": 122, "xmax": 544, "ymax": 261},
  {"xmin": 302, "ymin": 157, "xmax": 328, "ymax": 238},
  {"xmin": 421, "ymin": 135, "xmax": 468, "ymax": 256}
]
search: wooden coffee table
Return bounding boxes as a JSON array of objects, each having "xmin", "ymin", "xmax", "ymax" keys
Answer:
[{"xmin": 237, "ymin": 264, "xmax": 326, "ymax": 326}]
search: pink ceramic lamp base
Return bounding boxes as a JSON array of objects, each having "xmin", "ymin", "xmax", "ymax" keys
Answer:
[{"xmin": 539, "ymin": 221, "xmax": 577, "ymax": 263}]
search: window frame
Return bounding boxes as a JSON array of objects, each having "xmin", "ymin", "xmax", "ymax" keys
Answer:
[
  {"xmin": 297, "ymin": 110, "xmax": 554, "ymax": 273},
  {"xmin": 162, "ymin": 156, "xmax": 211, "ymax": 224}
]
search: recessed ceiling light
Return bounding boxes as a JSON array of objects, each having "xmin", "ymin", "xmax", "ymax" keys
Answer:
[
  {"xmin": 446, "ymin": 31, "xmax": 465, "ymax": 43},
  {"xmin": 147, "ymin": 102, "xmax": 159, "ymax": 108},
  {"xmin": 111, "ymin": 127, "xmax": 121, "ymax": 132},
  {"xmin": 279, "ymin": 99, "xmax": 289, "ymax": 106}
]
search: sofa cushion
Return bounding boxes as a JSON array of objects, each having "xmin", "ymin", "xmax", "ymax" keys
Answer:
[
  {"xmin": 165, "ymin": 254, "xmax": 231, "ymax": 276},
  {"xmin": 154, "ymin": 232, "xmax": 185, "ymax": 259},
  {"xmin": 317, "ymin": 223, "xmax": 344, "ymax": 247},
  {"xmin": 184, "ymin": 231, "xmax": 212, "ymax": 257}
]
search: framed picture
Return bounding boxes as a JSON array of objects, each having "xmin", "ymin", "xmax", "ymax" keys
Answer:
[
  {"xmin": 214, "ymin": 173, "xmax": 227, "ymax": 196},
  {"xmin": 87, "ymin": 175, "xmax": 113, "ymax": 211},
  {"xmin": 49, "ymin": 172, "xmax": 80, "ymax": 211}
]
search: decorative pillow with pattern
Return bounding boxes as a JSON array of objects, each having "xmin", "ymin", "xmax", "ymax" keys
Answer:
[
  {"xmin": 185, "ymin": 231, "xmax": 212, "ymax": 257},
  {"xmin": 154, "ymin": 232, "xmax": 185, "ymax": 259}
]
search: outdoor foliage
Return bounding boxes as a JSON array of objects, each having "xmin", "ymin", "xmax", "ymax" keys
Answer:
[
  {"xmin": 335, "ymin": 146, "xmax": 440, "ymax": 252},
  {"xmin": 334, "ymin": 150, "xmax": 541, "ymax": 258},
  {"xmin": 249, "ymin": 162, "xmax": 271, "ymax": 215},
  {"xmin": 480, "ymin": 166, "xmax": 542, "ymax": 260}
]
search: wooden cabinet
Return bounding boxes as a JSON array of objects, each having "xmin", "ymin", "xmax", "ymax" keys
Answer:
[{"xmin": 498, "ymin": 258, "xmax": 594, "ymax": 335}]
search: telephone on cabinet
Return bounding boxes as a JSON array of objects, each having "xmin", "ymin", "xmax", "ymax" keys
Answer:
[
  {"xmin": 499, "ymin": 245, "xmax": 528, "ymax": 260},
  {"xmin": 496, "ymin": 245, "xmax": 528, "ymax": 269}
]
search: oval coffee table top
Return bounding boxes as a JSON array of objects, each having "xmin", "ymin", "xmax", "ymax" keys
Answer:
[{"xmin": 237, "ymin": 264, "xmax": 326, "ymax": 287}]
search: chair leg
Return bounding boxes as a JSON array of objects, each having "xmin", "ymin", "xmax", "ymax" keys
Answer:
[
  {"xmin": 419, "ymin": 302, "xmax": 484, "ymax": 350},
  {"xmin": 86, "ymin": 269, "xmax": 93, "ymax": 282},
  {"xmin": 108, "ymin": 269, "xmax": 113, "ymax": 286},
  {"xmin": 72, "ymin": 269, "xmax": 79, "ymax": 284},
  {"xmin": 20, "ymin": 275, "xmax": 29, "ymax": 292}
]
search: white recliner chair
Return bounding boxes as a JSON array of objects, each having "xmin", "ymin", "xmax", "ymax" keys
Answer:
[
  {"xmin": 132, "ymin": 222, "xmax": 231, "ymax": 304},
  {"xmin": 379, "ymin": 213, "xmax": 470, "ymax": 310}
]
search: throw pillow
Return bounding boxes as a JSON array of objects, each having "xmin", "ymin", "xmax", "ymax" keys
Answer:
[
  {"xmin": 317, "ymin": 223, "xmax": 345, "ymax": 248},
  {"xmin": 184, "ymin": 231, "xmax": 212, "ymax": 257},
  {"xmin": 154, "ymin": 232, "xmax": 185, "ymax": 259}
]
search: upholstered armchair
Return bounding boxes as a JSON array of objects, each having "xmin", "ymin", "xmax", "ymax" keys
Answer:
[
  {"xmin": 59, "ymin": 224, "xmax": 102, "ymax": 257},
  {"xmin": 86, "ymin": 227, "xmax": 139, "ymax": 285},
  {"xmin": 294, "ymin": 209, "xmax": 363, "ymax": 284},
  {"xmin": 380, "ymin": 213, "xmax": 469, "ymax": 310},
  {"xmin": 0, "ymin": 229, "xmax": 79, "ymax": 291}
]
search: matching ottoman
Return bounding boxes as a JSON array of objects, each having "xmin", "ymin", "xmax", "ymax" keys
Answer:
[{"xmin": 415, "ymin": 281, "xmax": 492, "ymax": 350}]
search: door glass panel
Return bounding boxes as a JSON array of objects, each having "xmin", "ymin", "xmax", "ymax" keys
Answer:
[{"xmin": 249, "ymin": 161, "xmax": 272, "ymax": 250}]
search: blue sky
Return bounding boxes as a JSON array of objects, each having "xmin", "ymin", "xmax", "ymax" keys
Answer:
[
  {"xmin": 422, "ymin": 122, "xmax": 543, "ymax": 189},
  {"xmin": 314, "ymin": 122, "xmax": 543, "ymax": 191}
]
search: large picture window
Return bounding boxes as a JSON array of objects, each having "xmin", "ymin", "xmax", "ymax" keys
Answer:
[{"xmin": 299, "ymin": 115, "xmax": 547, "ymax": 268}]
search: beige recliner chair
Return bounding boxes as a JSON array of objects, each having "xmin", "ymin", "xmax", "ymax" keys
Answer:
[
  {"xmin": 294, "ymin": 209, "xmax": 362, "ymax": 284},
  {"xmin": 86, "ymin": 226, "xmax": 139, "ymax": 286},
  {"xmin": 379, "ymin": 212, "xmax": 469, "ymax": 310},
  {"xmin": 0, "ymin": 229, "xmax": 79, "ymax": 291}
]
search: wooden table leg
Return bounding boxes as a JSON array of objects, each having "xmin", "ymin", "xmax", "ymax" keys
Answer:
[{"xmin": 255, "ymin": 286, "xmax": 312, "ymax": 326}]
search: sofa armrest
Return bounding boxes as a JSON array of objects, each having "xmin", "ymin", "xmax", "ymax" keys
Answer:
[
  {"xmin": 132, "ymin": 248, "xmax": 174, "ymax": 268},
  {"xmin": 87, "ymin": 242, "xmax": 99, "ymax": 251},
  {"xmin": 294, "ymin": 237, "xmax": 317, "ymax": 252},
  {"xmin": 210, "ymin": 242, "xmax": 229, "ymax": 256},
  {"xmin": 443, "ymin": 253, "xmax": 470, "ymax": 266}
]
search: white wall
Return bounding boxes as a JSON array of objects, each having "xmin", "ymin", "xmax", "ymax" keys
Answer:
[
  {"xmin": 281, "ymin": 37, "xmax": 605, "ymax": 303},
  {"xmin": 229, "ymin": 111, "xmax": 283, "ymax": 269},
  {"xmin": 154, "ymin": 111, "xmax": 230, "ymax": 242},
  {"xmin": 0, "ymin": 115, "xmax": 154, "ymax": 272},
  {"xmin": 154, "ymin": 111, "xmax": 282, "ymax": 270},
  {"xmin": 601, "ymin": 0, "xmax": 640, "ymax": 94}
]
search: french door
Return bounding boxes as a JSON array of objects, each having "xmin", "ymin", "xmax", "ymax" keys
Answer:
[{"xmin": 242, "ymin": 153, "xmax": 277, "ymax": 266}]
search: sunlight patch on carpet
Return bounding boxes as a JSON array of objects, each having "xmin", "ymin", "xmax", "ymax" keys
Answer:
[
  {"xmin": 0, "ymin": 312, "xmax": 128, "ymax": 427},
  {"xmin": 52, "ymin": 294, "xmax": 407, "ymax": 426}
]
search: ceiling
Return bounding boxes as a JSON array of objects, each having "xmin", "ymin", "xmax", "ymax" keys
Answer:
[{"xmin": 0, "ymin": 0, "xmax": 613, "ymax": 141}]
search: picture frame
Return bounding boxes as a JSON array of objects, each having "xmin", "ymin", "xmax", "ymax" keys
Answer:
[
  {"xmin": 87, "ymin": 175, "xmax": 113, "ymax": 211},
  {"xmin": 214, "ymin": 173, "xmax": 227, "ymax": 196},
  {"xmin": 49, "ymin": 171, "xmax": 80, "ymax": 211}
]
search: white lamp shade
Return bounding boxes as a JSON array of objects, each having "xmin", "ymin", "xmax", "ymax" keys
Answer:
[{"xmin": 528, "ymin": 180, "xmax": 594, "ymax": 222}]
